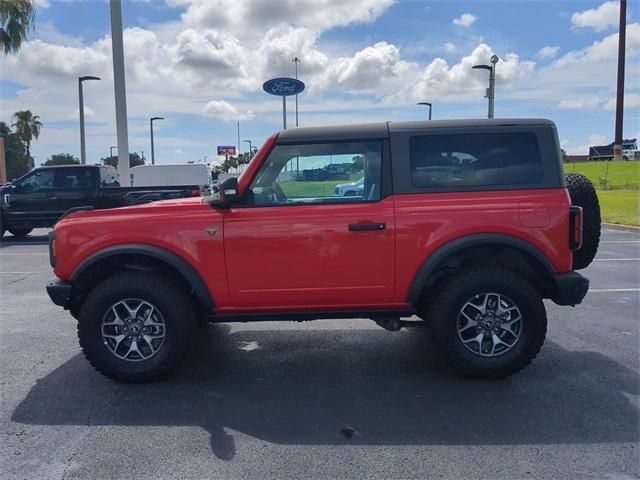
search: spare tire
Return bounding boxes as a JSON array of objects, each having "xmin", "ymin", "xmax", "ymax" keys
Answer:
[{"xmin": 565, "ymin": 173, "xmax": 601, "ymax": 270}]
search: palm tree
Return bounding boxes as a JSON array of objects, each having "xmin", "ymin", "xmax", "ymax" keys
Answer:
[
  {"xmin": 12, "ymin": 110, "xmax": 42, "ymax": 168},
  {"xmin": 0, "ymin": 0, "xmax": 35, "ymax": 55}
]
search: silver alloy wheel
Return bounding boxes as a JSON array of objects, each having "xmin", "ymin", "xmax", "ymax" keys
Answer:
[
  {"xmin": 101, "ymin": 299, "xmax": 166, "ymax": 362},
  {"xmin": 456, "ymin": 292, "xmax": 522, "ymax": 357}
]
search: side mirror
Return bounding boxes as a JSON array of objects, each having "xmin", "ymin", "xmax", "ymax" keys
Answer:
[{"xmin": 208, "ymin": 177, "xmax": 239, "ymax": 207}]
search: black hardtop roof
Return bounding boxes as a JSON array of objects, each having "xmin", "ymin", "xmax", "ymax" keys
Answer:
[
  {"xmin": 37, "ymin": 164, "xmax": 110, "ymax": 169},
  {"xmin": 276, "ymin": 118, "xmax": 555, "ymax": 143}
]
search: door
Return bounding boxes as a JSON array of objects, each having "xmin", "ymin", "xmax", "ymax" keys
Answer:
[
  {"xmin": 224, "ymin": 139, "xmax": 396, "ymax": 309},
  {"xmin": 6, "ymin": 168, "xmax": 58, "ymax": 226},
  {"xmin": 50, "ymin": 167, "xmax": 98, "ymax": 215}
]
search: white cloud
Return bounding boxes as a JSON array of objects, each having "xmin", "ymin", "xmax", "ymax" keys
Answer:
[
  {"xmin": 318, "ymin": 41, "xmax": 416, "ymax": 95},
  {"xmin": 33, "ymin": 0, "xmax": 50, "ymax": 8},
  {"xmin": 603, "ymin": 93, "xmax": 640, "ymax": 111},
  {"xmin": 202, "ymin": 100, "xmax": 255, "ymax": 121},
  {"xmin": 571, "ymin": 1, "xmax": 619, "ymax": 32},
  {"xmin": 453, "ymin": 13, "xmax": 477, "ymax": 28},
  {"xmin": 443, "ymin": 42, "xmax": 457, "ymax": 53},
  {"xmin": 562, "ymin": 133, "xmax": 608, "ymax": 155},
  {"xmin": 393, "ymin": 44, "xmax": 535, "ymax": 103},
  {"xmin": 556, "ymin": 23, "xmax": 640, "ymax": 66},
  {"xmin": 176, "ymin": 0, "xmax": 394, "ymax": 34},
  {"xmin": 536, "ymin": 46, "xmax": 560, "ymax": 60},
  {"xmin": 558, "ymin": 97, "xmax": 601, "ymax": 110}
]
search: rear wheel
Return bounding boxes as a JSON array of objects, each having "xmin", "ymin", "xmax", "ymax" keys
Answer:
[
  {"xmin": 565, "ymin": 173, "xmax": 601, "ymax": 270},
  {"xmin": 8, "ymin": 227, "xmax": 33, "ymax": 237},
  {"xmin": 78, "ymin": 271, "xmax": 197, "ymax": 383},
  {"xmin": 425, "ymin": 267, "xmax": 547, "ymax": 379}
]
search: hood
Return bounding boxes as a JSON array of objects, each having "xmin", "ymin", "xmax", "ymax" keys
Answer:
[{"xmin": 58, "ymin": 196, "xmax": 212, "ymax": 226}]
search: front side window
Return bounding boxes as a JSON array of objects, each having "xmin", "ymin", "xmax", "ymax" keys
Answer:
[
  {"xmin": 247, "ymin": 141, "xmax": 383, "ymax": 206},
  {"xmin": 16, "ymin": 170, "xmax": 55, "ymax": 192},
  {"xmin": 410, "ymin": 132, "xmax": 543, "ymax": 188}
]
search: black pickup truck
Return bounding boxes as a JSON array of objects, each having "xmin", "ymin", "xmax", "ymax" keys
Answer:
[{"xmin": 0, "ymin": 165, "xmax": 203, "ymax": 239}]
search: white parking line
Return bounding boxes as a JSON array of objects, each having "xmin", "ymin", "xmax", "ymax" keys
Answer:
[
  {"xmin": 589, "ymin": 288, "xmax": 640, "ymax": 293},
  {"xmin": 593, "ymin": 258, "xmax": 640, "ymax": 262},
  {"xmin": 600, "ymin": 240, "xmax": 640, "ymax": 244}
]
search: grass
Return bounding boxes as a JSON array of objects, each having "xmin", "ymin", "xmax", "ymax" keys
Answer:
[
  {"xmin": 596, "ymin": 190, "xmax": 640, "ymax": 227},
  {"xmin": 565, "ymin": 160, "xmax": 640, "ymax": 190}
]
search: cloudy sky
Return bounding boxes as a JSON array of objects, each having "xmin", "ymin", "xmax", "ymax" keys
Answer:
[{"xmin": 1, "ymin": 0, "xmax": 639, "ymax": 165}]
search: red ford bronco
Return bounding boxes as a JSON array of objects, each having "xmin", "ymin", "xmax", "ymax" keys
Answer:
[{"xmin": 46, "ymin": 119, "xmax": 600, "ymax": 383}]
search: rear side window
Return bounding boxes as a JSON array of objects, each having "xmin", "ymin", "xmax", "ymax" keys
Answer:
[{"xmin": 410, "ymin": 132, "xmax": 543, "ymax": 188}]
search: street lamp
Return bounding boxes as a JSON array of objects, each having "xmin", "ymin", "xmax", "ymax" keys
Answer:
[
  {"xmin": 472, "ymin": 55, "xmax": 499, "ymax": 119},
  {"xmin": 417, "ymin": 102, "xmax": 432, "ymax": 120},
  {"xmin": 243, "ymin": 139, "xmax": 253, "ymax": 157},
  {"xmin": 78, "ymin": 75, "xmax": 101, "ymax": 164},
  {"xmin": 292, "ymin": 57, "xmax": 301, "ymax": 127},
  {"xmin": 149, "ymin": 117, "xmax": 164, "ymax": 165}
]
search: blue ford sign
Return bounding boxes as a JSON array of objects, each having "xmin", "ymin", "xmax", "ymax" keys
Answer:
[{"xmin": 263, "ymin": 78, "xmax": 305, "ymax": 96}]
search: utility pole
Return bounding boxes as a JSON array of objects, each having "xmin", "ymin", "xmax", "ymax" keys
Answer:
[
  {"xmin": 614, "ymin": 0, "xmax": 627, "ymax": 161},
  {"xmin": 109, "ymin": 0, "xmax": 131, "ymax": 184},
  {"xmin": 293, "ymin": 56, "xmax": 300, "ymax": 126},
  {"xmin": 150, "ymin": 117, "xmax": 164, "ymax": 165},
  {"xmin": 78, "ymin": 76, "xmax": 100, "ymax": 164}
]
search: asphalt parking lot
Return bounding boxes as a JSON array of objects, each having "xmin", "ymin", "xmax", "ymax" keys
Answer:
[{"xmin": 1, "ymin": 227, "xmax": 638, "ymax": 480}]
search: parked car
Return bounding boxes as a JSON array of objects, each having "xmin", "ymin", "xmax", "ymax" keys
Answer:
[
  {"xmin": 46, "ymin": 119, "xmax": 600, "ymax": 383},
  {"xmin": 335, "ymin": 177, "xmax": 364, "ymax": 196},
  {"xmin": 0, "ymin": 165, "xmax": 202, "ymax": 238}
]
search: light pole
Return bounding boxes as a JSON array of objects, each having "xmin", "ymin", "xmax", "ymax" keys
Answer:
[
  {"xmin": 109, "ymin": 145, "xmax": 117, "ymax": 162},
  {"xmin": 292, "ymin": 56, "xmax": 301, "ymax": 127},
  {"xmin": 417, "ymin": 102, "xmax": 432, "ymax": 120},
  {"xmin": 150, "ymin": 117, "xmax": 164, "ymax": 165},
  {"xmin": 78, "ymin": 75, "xmax": 101, "ymax": 164},
  {"xmin": 473, "ymin": 55, "xmax": 499, "ymax": 119},
  {"xmin": 243, "ymin": 139, "xmax": 253, "ymax": 157}
]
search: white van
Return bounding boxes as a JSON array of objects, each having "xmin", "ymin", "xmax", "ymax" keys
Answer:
[{"xmin": 130, "ymin": 164, "xmax": 210, "ymax": 187}]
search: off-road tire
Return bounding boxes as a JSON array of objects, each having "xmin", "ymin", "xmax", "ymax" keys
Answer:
[
  {"xmin": 78, "ymin": 271, "xmax": 197, "ymax": 383},
  {"xmin": 8, "ymin": 227, "xmax": 33, "ymax": 237},
  {"xmin": 426, "ymin": 267, "xmax": 547, "ymax": 379},
  {"xmin": 565, "ymin": 173, "xmax": 601, "ymax": 270}
]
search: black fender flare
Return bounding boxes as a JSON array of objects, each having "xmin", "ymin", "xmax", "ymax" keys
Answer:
[
  {"xmin": 71, "ymin": 244, "xmax": 213, "ymax": 310},
  {"xmin": 407, "ymin": 233, "xmax": 556, "ymax": 304}
]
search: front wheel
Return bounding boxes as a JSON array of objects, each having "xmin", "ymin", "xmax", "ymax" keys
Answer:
[
  {"xmin": 78, "ymin": 271, "xmax": 197, "ymax": 383},
  {"xmin": 425, "ymin": 268, "xmax": 547, "ymax": 379}
]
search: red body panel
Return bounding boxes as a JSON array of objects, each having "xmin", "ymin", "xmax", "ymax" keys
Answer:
[
  {"xmin": 54, "ymin": 187, "xmax": 572, "ymax": 313},
  {"xmin": 392, "ymin": 188, "xmax": 572, "ymax": 304}
]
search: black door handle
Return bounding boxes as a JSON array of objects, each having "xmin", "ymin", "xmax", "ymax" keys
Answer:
[{"xmin": 348, "ymin": 223, "xmax": 386, "ymax": 232}]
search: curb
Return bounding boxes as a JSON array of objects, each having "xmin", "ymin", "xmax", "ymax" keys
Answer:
[{"xmin": 603, "ymin": 222, "xmax": 640, "ymax": 233}]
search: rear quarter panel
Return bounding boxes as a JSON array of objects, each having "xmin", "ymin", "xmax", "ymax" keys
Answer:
[{"xmin": 392, "ymin": 188, "xmax": 572, "ymax": 303}]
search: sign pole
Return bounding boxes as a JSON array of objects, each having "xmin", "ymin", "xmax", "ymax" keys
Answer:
[{"xmin": 282, "ymin": 96, "xmax": 287, "ymax": 130}]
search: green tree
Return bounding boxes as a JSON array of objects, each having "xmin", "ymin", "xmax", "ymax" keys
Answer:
[
  {"xmin": 101, "ymin": 152, "xmax": 145, "ymax": 168},
  {"xmin": 43, "ymin": 153, "xmax": 79, "ymax": 166},
  {"xmin": 11, "ymin": 109, "xmax": 41, "ymax": 168},
  {"xmin": 0, "ymin": 121, "xmax": 30, "ymax": 180},
  {"xmin": 0, "ymin": 0, "xmax": 34, "ymax": 55}
]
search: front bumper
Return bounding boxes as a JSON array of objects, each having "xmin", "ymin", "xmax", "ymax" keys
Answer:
[
  {"xmin": 46, "ymin": 277, "xmax": 73, "ymax": 308},
  {"xmin": 549, "ymin": 271, "xmax": 589, "ymax": 306}
]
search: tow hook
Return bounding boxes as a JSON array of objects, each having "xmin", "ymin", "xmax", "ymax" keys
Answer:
[{"xmin": 374, "ymin": 317, "xmax": 402, "ymax": 331}]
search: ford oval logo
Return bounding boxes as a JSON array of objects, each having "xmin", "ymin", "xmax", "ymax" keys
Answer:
[{"xmin": 263, "ymin": 78, "xmax": 305, "ymax": 96}]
